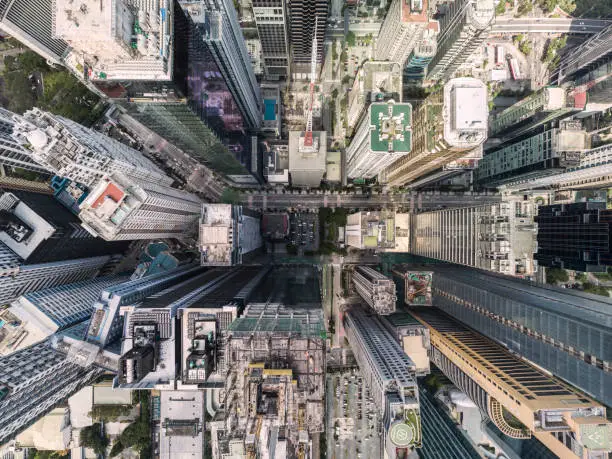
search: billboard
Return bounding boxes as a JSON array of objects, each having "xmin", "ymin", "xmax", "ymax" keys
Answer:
[{"xmin": 403, "ymin": 271, "xmax": 433, "ymax": 306}]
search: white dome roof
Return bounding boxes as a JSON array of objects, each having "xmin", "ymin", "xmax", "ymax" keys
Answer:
[{"xmin": 26, "ymin": 129, "xmax": 48, "ymax": 149}]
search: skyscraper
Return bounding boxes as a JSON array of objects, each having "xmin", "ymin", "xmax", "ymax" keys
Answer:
[
  {"xmin": 184, "ymin": 0, "xmax": 263, "ymax": 130},
  {"xmin": 118, "ymin": 266, "xmax": 268, "ymax": 389},
  {"xmin": 375, "ymin": 0, "xmax": 434, "ymax": 67},
  {"xmin": 13, "ymin": 108, "xmax": 172, "ymax": 188},
  {"xmin": 535, "ymin": 202, "xmax": 612, "ymax": 272},
  {"xmin": 500, "ymin": 144, "xmax": 612, "ymax": 192},
  {"xmin": 347, "ymin": 61, "xmax": 403, "ymax": 129},
  {"xmin": 199, "ymin": 204, "xmax": 263, "ymax": 266},
  {"xmin": 557, "ymin": 23, "xmax": 612, "ymax": 84},
  {"xmin": 404, "ymin": 28, "xmax": 438, "ymax": 84},
  {"xmin": 0, "ymin": 326, "xmax": 104, "ymax": 444},
  {"xmin": 11, "ymin": 109, "xmax": 202, "ymax": 241},
  {"xmin": 423, "ymin": 263, "xmax": 612, "ymax": 406},
  {"xmin": 0, "ymin": 0, "xmax": 70, "ymax": 64},
  {"xmin": 286, "ymin": 0, "xmax": 327, "ymax": 68},
  {"xmin": 352, "ymin": 266, "xmax": 397, "ymax": 315},
  {"xmin": 5, "ymin": 275, "xmax": 129, "ymax": 354},
  {"xmin": 347, "ymin": 100, "xmax": 412, "ymax": 180},
  {"xmin": 384, "ymin": 78, "xmax": 487, "ymax": 187},
  {"xmin": 0, "ymin": 189, "xmax": 129, "ymax": 304},
  {"xmin": 426, "ymin": 0, "xmax": 493, "ymax": 82},
  {"xmin": 489, "ymin": 86, "xmax": 585, "ymax": 142},
  {"xmin": 475, "ymin": 120, "xmax": 587, "ymax": 188},
  {"xmin": 0, "ymin": 108, "xmax": 48, "ymax": 175},
  {"xmin": 344, "ymin": 306, "xmax": 423, "ymax": 457},
  {"xmin": 252, "ymin": 0, "xmax": 291, "ymax": 78},
  {"xmin": 410, "ymin": 198, "xmax": 537, "ymax": 276},
  {"xmin": 412, "ymin": 307, "xmax": 612, "ymax": 458}
]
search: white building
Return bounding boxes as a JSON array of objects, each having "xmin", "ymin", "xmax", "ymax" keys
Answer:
[
  {"xmin": 76, "ymin": 173, "xmax": 201, "ymax": 241},
  {"xmin": 347, "ymin": 100, "xmax": 412, "ymax": 180},
  {"xmin": 288, "ymin": 131, "xmax": 327, "ymax": 187},
  {"xmin": 13, "ymin": 108, "xmax": 172, "ymax": 188},
  {"xmin": 199, "ymin": 204, "xmax": 262, "ymax": 266},
  {"xmin": 159, "ymin": 391, "xmax": 205, "ymax": 459},
  {"xmin": 53, "ymin": 0, "xmax": 174, "ymax": 82},
  {"xmin": 0, "ymin": 108, "xmax": 48, "ymax": 174},
  {"xmin": 410, "ymin": 197, "xmax": 538, "ymax": 277},
  {"xmin": 345, "ymin": 210, "xmax": 410, "ymax": 252},
  {"xmin": 375, "ymin": 0, "xmax": 434, "ymax": 66}
]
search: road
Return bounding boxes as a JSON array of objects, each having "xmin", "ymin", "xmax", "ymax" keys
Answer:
[
  {"xmin": 491, "ymin": 18, "xmax": 611, "ymax": 34},
  {"xmin": 241, "ymin": 190, "xmax": 502, "ymax": 211}
]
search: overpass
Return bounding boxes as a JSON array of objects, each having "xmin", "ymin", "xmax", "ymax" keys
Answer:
[{"xmin": 490, "ymin": 18, "xmax": 611, "ymax": 34}]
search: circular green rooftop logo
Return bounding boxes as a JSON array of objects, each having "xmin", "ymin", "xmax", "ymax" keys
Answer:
[{"xmin": 389, "ymin": 421, "xmax": 415, "ymax": 447}]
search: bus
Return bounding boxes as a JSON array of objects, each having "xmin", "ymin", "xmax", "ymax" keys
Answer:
[{"xmin": 508, "ymin": 57, "xmax": 521, "ymax": 80}]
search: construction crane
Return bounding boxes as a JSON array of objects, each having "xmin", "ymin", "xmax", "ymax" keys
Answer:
[
  {"xmin": 302, "ymin": 18, "xmax": 318, "ymax": 150},
  {"xmin": 567, "ymin": 71, "xmax": 611, "ymax": 97}
]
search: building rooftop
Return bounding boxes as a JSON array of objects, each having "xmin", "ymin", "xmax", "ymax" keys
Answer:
[
  {"xmin": 159, "ymin": 391, "xmax": 204, "ymax": 459},
  {"xmin": 55, "ymin": 0, "xmax": 173, "ymax": 81},
  {"xmin": 444, "ymin": 78, "xmax": 488, "ymax": 148},
  {"xmin": 346, "ymin": 210, "xmax": 410, "ymax": 251},
  {"xmin": 401, "ymin": 0, "xmax": 428, "ymax": 23},
  {"xmin": 370, "ymin": 102, "xmax": 412, "ymax": 153},
  {"xmin": 0, "ymin": 192, "xmax": 54, "ymax": 260},
  {"xmin": 199, "ymin": 204, "xmax": 233, "ymax": 265},
  {"xmin": 288, "ymin": 131, "xmax": 327, "ymax": 187}
]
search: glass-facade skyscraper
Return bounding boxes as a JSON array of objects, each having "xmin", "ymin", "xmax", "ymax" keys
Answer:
[{"xmin": 425, "ymin": 264, "xmax": 612, "ymax": 406}]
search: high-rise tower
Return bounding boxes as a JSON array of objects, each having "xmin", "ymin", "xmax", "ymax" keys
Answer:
[
  {"xmin": 286, "ymin": 0, "xmax": 327, "ymax": 69},
  {"xmin": 347, "ymin": 100, "xmax": 412, "ymax": 180},
  {"xmin": 426, "ymin": 0, "xmax": 494, "ymax": 82},
  {"xmin": 376, "ymin": 0, "xmax": 434, "ymax": 67},
  {"xmin": 12, "ymin": 109, "xmax": 202, "ymax": 241},
  {"xmin": 252, "ymin": 0, "xmax": 290, "ymax": 78},
  {"xmin": 384, "ymin": 78, "xmax": 487, "ymax": 187},
  {"xmin": 422, "ymin": 263, "xmax": 612, "ymax": 406},
  {"xmin": 344, "ymin": 306, "xmax": 423, "ymax": 457},
  {"xmin": 0, "ymin": 189, "xmax": 129, "ymax": 304}
]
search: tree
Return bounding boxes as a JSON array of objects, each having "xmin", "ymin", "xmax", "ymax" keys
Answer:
[
  {"xmin": 286, "ymin": 243, "xmax": 298, "ymax": 255},
  {"xmin": 519, "ymin": 40, "xmax": 532, "ymax": 55},
  {"xmin": 341, "ymin": 75, "xmax": 351, "ymax": 85},
  {"xmin": 546, "ymin": 267, "xmax": 569, "ymax": 284},
  {"xmin": 495, "ymin": 0, "xmax": 506, "ymax": 14},
  {"xmin": 517, "ymin": 0, "xmax": 533, "ymax": 15},
  {"xmin": 331, "ymin": 88, "xmax": 339, "ymax": 99},
  {"xmin": 80, "ymin": 423, "xmax": 109, "ymax": 456},
  {"xmin": 346, "ymin": 31, "xmax": 356, "ymax": 47},
  {"xmin": 221, "ymin": 188, "xmax": 241, "ymax": 204}
]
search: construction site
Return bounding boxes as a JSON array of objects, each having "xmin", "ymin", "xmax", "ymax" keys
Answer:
[{"xmin": 213, "ymin": 298, "xmax": 325, "ymax": 459}]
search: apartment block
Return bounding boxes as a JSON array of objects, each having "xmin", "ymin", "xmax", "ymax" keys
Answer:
[
  {"xmin": 375, "ymin": 0, "xmax": 434, "ymax": 67},
  {"xmin": 410, "ymin": 198, "xmax": 537, "ymax": 276},
  {"xmin": 476, "ymin": 121, "xmax": 587, "ymax": 188},
  {"xmin": 352, "ymin": 266, "xmax": 397, "ymax": 315},
  {"xmin": 426, "ymin": 0, "xmax": 494, "ymax": 82}
]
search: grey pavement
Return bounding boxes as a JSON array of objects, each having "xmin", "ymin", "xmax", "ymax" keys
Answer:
[{"xmin": 491, "ymin": 18, "xmax": 611, "ymax": 34}]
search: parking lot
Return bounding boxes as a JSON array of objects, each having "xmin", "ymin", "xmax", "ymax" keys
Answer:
[
  {"xmin": 289, "ymin": 212, "xmax": 319, "ymax": 252},
  {"xmin": 325, "ymin": 371, "xmax": 381, "ymax": 459}
]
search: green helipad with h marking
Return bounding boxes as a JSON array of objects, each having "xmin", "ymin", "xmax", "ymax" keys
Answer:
[{"xmin": 369, "ymin": 101, "xmax": 412, "ymax": 153}]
